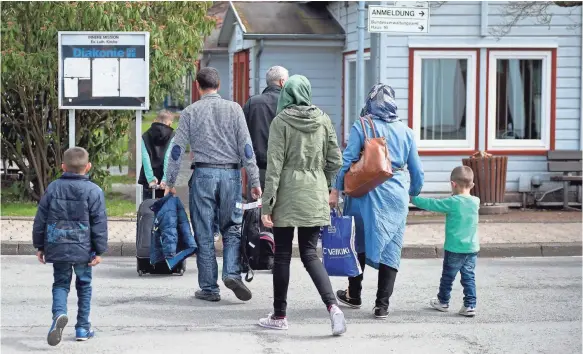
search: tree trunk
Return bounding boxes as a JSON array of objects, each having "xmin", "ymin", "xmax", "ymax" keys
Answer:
[{"xmin": 128, "ymin": 120, "xmax": 136, "ymax": 178}]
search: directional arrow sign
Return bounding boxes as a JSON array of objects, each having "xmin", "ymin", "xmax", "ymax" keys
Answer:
[{"xmin": 368, "ymin": 5, "xmax": 430, "ymax": 34}]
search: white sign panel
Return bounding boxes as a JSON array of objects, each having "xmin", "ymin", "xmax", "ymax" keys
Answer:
[
  {"xmin": 58, "ymin": 31, "xmax": 150, "ymax": 110},
  {"xmin": 368, "ymin": 5, "xmax": 429, "ymax": 34}
]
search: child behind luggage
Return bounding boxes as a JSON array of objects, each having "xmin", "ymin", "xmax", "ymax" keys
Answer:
[
  {"xmin": 32, "ymin": 147, "xmax": 108, "ymax": 345},
  {"xmin": 140, "ymin": 110, "xmax": 175, "ymax": 200},
  {"xmin": 411, "ymin": 166, "xmax": 480, "ymax": 317}
]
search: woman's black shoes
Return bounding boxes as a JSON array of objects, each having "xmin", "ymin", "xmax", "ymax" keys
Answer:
[{"xmin": 336, "ymin": 289, "xmax": 362, "ymax": 309}]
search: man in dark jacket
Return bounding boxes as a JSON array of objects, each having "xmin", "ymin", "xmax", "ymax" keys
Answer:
[
  {"xmin": 242, "ymin": 66, "xmax": 289, "ymax": 195},
  {"xmin": 32, "ymin": 147, "xmax": 108, "ymax": 345}
]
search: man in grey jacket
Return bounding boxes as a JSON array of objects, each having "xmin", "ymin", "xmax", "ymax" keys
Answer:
[{"xmin": 165, "ymin": 67, "xmax": 262, "ymax": 302}]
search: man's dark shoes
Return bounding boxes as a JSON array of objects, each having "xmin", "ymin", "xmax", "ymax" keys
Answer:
[
  {"xmin": 373, "ymin": 306, "xmax": 389, "ymax": 319},
  {"xmin": 224, "ymin": 278, "xmax": 252, "ymax": 301},
  {"xmin": 195, "ymin": 290, "xmax": 221, "ymax": 302},
  {"xmin": 336, "ymin": 289, "xmax": 362, "ymax": 309}
]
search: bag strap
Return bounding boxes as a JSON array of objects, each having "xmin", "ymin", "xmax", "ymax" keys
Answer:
[
  {"xmin": 359, "ymin": 117, "xmax": 369, "ymax": 140},
  {"xmin": 245, "ymin": 269, "xmax": 254, "ymax": 282},
  {"xmin": 365, "ymin": 116, "xmax": 378, "ymax": 139},
  {"xmin": 359, "ymin": 116, "xmax": 378, "ymax": 140}
]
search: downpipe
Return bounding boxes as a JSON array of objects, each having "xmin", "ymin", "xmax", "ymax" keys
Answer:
[{"xmin": 254, "ymin": 39, "xmax": 265, "ymax": 95}]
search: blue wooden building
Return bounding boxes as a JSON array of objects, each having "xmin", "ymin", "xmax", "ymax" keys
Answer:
[{"xmin": 199, "ymin": 1, "xmax": 582, "ymax": 205}]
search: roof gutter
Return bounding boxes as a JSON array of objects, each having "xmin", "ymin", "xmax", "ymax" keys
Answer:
[
  {"xmin": 254, "ymin": 39, "xmax": 265, "ymax": 96},
  {"xmin": 243, "ymin": 33, "xmax": 345, "ymax": 40}
]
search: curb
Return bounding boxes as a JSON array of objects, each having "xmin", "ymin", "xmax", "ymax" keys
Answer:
[
  {"xmin": 2, "ymin": 241, "xmax": 581, "ymax": 258},
  {"xmin": 5, "ymin": 216, "xmax": 581, "ymax": 225}
]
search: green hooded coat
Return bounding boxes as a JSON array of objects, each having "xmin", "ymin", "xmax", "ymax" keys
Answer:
[{"xmin": 262, "ymin": 75, "xmax": 342, "ymax": 227}]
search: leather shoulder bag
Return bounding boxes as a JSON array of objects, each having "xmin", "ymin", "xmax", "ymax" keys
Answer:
[{"xmin": 344, "ymin": 116, "xmax": 393, "ymax": 197}]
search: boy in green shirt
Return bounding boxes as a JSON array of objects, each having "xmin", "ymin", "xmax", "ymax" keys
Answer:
[{"xmin": 411, "ymin": 166, "xmax": 480, "ymax": 317}]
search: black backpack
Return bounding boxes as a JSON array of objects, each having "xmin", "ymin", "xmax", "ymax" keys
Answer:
[{"xmin": 240, "ymin": 207, "xmax": 275, "ymax": 282}]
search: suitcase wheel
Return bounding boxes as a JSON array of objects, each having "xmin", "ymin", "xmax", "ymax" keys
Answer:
[
  {"xmin": 138, "ymin": 270, "xmax": 144, "ymax": 277},
  {"xmin": 178, "ymin": 268, "xmax": 185, "ymax": 276}
]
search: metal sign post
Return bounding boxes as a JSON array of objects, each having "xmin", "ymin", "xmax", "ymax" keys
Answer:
[
  {"xmin": 135, "ymin": 110, "xmax": 143, "ymax": 209},
  {"xmin": 68, "ymin": 109, "xmax": 75, "ymax": 148}
]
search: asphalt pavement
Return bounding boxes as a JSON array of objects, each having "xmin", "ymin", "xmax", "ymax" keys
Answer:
[{"xmin": 1, "ymin": 256, "xmax": 581, "ymax": 354}]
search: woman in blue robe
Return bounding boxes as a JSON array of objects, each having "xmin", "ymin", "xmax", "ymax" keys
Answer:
[{"xmin": 331, "ymin": 84, "xmax": 424, "ymax": 318}]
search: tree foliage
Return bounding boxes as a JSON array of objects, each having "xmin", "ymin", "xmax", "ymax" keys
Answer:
[
  {"xmin": 1, "ymin": 2, "xmax": 214, "ymax": 201},
  {"xmin": 490, "ymin": 1, "xmax": 581, "ymax": 37}
]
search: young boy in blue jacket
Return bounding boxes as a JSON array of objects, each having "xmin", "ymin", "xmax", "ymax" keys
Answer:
[{"xmin": 32, "ymin": 147, "xmax": 108, "ymax": 346}]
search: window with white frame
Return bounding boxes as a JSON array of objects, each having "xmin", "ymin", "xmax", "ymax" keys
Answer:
[
  {"xmin": 344, "ymin": 52, "xmax": 374, "ymax": 142},
  {"xmin": 487, "ymin": 50, "xmax": 552, "ymax": 151},
  {"xmin": 412, "ymin": 50, "xmax": 478, "ymax": 151}
]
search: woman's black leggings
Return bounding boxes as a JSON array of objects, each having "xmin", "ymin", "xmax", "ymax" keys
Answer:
[
  {"xmin": 348, "ymin": 253, "xmax": 398, "ymax": 309},
  {"xmin": 272, "ymin": 227, "xmax": 338, "ymax": 317}
]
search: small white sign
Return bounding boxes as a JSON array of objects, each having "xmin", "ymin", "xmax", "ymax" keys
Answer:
[{"xmin": 368, "ymin": 5, "xmax": 429, "ymax": 34}]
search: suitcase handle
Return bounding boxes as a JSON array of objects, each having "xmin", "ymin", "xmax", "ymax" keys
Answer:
[{"xmin": 149, "ymin": 184, "xmax": 160, "ymax": 199}]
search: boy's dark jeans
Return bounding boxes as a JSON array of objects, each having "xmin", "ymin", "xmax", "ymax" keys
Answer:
[
  {"xmin": 437, "ymin": 251, "xmax": 477, "ymax": 308},
  {"xmin": 52, "ymin": 263, "xmax": 92, "ymax": 330}
]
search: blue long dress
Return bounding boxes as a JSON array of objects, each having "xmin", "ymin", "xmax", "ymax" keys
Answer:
[{"xmin": 335, "ymin": 119, "xmax": 424, "ymax": 270}]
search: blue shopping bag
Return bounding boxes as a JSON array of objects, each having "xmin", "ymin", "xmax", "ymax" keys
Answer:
[{"xmin": 321, "ymin": 209, "xmax": 362, "ymax": 277}]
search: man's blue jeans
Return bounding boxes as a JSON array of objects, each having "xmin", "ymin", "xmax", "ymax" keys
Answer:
[
  {"xmin": 189, "ymin": 167, "xmax": 243, "ymax": 294},
  {"xmin": 52, "ymin": 263, "xmax": 92, "ymax": 330},
  {"xmin": 437, "ymin": 251, "xmax": 477, "ymax": 308}
]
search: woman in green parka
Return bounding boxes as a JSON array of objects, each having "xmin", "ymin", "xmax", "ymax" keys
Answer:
[{"xmin": 258, "ymin": 75, "xmax": 346, "ymax": 336}]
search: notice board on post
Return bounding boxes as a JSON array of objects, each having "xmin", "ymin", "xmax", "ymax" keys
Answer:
[{"xmin": 58, "ymin": 31, "xmax": 150, "ymax": 110}]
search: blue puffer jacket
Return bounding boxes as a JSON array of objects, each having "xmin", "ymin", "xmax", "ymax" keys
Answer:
[
  {"xmin": 32, "ymin": 173, "xmax": 108, "ymax": 263},
  {"xmin": 150, "ymin": 195, "xmax": 197, "ymax": 269}
]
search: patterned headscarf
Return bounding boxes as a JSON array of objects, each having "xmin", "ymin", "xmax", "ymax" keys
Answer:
[{"xmin": 360, "ymin": 83, "xmax": 399, "ymax": 122}]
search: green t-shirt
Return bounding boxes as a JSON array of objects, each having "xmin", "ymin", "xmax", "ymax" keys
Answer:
[{"xmin": 412, "ymin": 195, "xmax": 480, "ymax": 253}]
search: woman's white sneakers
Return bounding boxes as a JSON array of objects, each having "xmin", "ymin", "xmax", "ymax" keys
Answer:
[
  {"xmin": 329, "ymin": 305, "xmax": 347, "ymax": 336},
  {"xmin": 258, "ymin": 306, "xmax": 346, "ymax": 336},
  {"xmin": 258, "ymin": 314, "xmax": 289, "ymax": 330}
]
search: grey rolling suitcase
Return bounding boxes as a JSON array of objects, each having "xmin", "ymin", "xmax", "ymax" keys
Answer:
[{"xmin": 135, "ymin": 187, "xmax": 186, "ymax": 276}]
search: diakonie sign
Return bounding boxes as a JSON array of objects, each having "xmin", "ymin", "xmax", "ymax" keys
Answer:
[{"xmin": 58, "ymin": 31, "xmax": 150, "ymax": 110}]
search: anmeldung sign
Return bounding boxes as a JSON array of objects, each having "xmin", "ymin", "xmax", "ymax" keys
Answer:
[
  {"xmin": 368, "ymin": 5, "xmax": 429, "ymax": 34},
  {"xmin": 58, "ymin": 32, "xmax": 150, "ymax": 110}
]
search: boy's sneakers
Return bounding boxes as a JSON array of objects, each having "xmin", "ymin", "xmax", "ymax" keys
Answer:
[
  {"xmin": 47, "ymin": 314, "xmax": 68, "ymax": 346},
  {"xmin": 75, "ymin": 328, "xmax": 95, "ymax": 341},
  {"xmin": 258, "ymin": 314, "xmax": 289, "ymax": 330},
  {"xmin": 336, "ymin": 289, "xmax": 362, "ymax": 309},
  {"xmin": 430, "ymin": 298, "xmax": 450, "ymax": 312},
  {"xmin": 328, "ymin": 305, "xmax": 347, "ymax": 336},
  {"xmin": 373, "ymin": 307, "xmax": 389, "ymax": 319},
  {"xmin": 224, "ymin": 278, "xmax": 252, "ymax": 301},
  {"xmin": 459, "ymin": 306, "xmax": 476, "ymax": 317},
  {"xmin": 195, "ymin": 290, "xmax": 221, "ymax": 302}
]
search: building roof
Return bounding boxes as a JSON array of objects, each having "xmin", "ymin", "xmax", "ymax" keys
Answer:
[
  {"xmin": 203, "ymin": 2, "xmax": 229, "ymax": 53},
  {"xmin": 233, "ymin": 1, "xmax": 343, "ymax": 36},
  {"xmin": 217, "ymin": 1, "xmax": 344, "ymax": 46}
]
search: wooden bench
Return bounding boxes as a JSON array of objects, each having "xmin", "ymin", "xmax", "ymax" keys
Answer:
[{"xmin": 547, "ymin": 150, "xmax": 582, "ymax": 210}]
